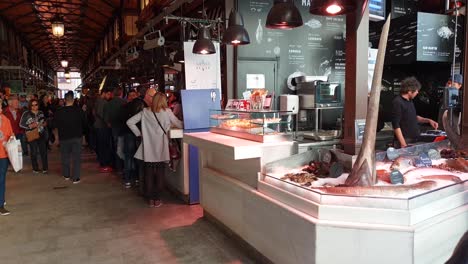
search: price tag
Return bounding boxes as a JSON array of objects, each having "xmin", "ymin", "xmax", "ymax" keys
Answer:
[
  {"xmin": 415, "ymin": 153, "xmax": 432, "ymax": 167},
  {"xmin": 390, "ymin": 170, "xmax": 404, "ymax": 184}
]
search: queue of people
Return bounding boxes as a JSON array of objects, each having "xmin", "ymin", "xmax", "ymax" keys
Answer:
[{"xmin": 0, "ymin": 82, "xmax": 183, "ymax": 215}]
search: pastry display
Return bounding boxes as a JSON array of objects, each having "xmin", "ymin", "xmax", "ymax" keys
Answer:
[
  {"xmin": 251, "ymin": 118, "xmax": 282, "ymax": 124},
  {"xmin": 210, "ymin": 114, "xmax": 236, "ymax": 120},
  {"xmin": 219, "ymin": 119, "xmax": 260, "ymax": 129}
]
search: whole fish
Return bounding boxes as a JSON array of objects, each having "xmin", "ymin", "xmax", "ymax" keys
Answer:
[
  {"xmin": 390, "ymin": 156, "xmax": 413, "ymax": 171},
  {"xmin": 312, "ymin": 181, "xmax": 437, "ymax": 196},
  {"xmin": 420, "ymin": 175, "xmax": 462, "ymax": 183}
]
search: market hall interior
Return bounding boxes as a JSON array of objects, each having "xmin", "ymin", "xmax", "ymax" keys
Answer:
[{"xmin": 0, "ymin": 148, "xmax": 255, "ymax": 264}]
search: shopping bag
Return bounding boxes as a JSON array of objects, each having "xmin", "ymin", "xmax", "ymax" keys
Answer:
[{"xmin": 6, "ymin": 137, "xmax": 23, "ymax": 172}]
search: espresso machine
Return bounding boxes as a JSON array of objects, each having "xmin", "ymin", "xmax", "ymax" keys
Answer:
[{"xmin": 293, "ymin": 76, "xmax": 344, "ymax": 141}]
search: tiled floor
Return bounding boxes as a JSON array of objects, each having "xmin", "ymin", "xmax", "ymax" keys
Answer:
[{"xmin": 0, "ymin": 147, "xmax": 254, "ymax": 264}]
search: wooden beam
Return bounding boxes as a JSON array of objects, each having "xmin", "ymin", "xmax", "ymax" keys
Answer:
[
  {"xmin": 462, "ymin": 8, "xmax": 468, "ymax": 141},
  {"xmin": 343, "ymin": 0, "xmax": 369, "ymax": 155},
  {"xmin": 0, "ymin": 0, "xmax": 30, "ymax": 13}
]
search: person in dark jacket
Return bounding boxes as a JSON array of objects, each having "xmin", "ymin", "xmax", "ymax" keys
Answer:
[
  {"xmin": 123, "ymin": 86, "xmax": 154, "ymax": 193},
  {"xmin": 392, "ymin": 77, "xmax": 438, "ymax": 148},
  {"xmin": 20, "ymin": 99, "xmax": 48, "ymax": 173},
  {"xmin": 54, "ymin": 91, "xmax": 86, "ymax": 183},
  {"xmin": 120, "ymin": 90, "xmax": 139, "ymax": 188},
  {"xmin": 94, "ymin": 90, "xmax": 112, "ymax": 173}
]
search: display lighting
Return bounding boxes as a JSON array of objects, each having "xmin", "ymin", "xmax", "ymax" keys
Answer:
[
  {"xmin": 60, "ymin": 60, "xmax": 68, "ymax": 68},
  {"xmin": 51, "ymin": 15, "xmax": 65, "ymax": 37},
  {"xmin": 266, "ymin": 0, "xmax": 303, "ymax": 29},
  {"xmin": 223, "ymin": 9, "xmax": 250, "ymax": 45},
  {"xmin": 64, "ymin": 70, "xmax": 70, "ymax": 79},
  {"xmin": 192, "ymin": 26, "xmax": 216, "ymax": 55},
  {"xmin": 309, "ymin": 0, "xmax": 356, "ymax": 16}
]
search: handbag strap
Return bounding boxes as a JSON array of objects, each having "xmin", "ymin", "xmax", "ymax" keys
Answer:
[{"xmin": 152, "ymin": 111, "xmax": 168, "ymax": 137}]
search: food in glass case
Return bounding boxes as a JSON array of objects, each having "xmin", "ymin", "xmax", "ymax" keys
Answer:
[
  {"xmin": 219, "ymin": 119, "xmax": 260, "ymax": 129},
  {"xmin": 210, "ymin": 114, "xmax": 236, "ymax": 120}
]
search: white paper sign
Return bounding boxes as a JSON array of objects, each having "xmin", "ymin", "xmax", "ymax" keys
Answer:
[
  {"xmin": 246, "ymin": 74, "xmax": 265, "ymax": 89},
  {"xmin": 184, "ymin": 41, "xmax": 221, "ymax": 90},
  {"xmin": 368, "ymin": 48, "xmax": 378, "ymax": 92}
]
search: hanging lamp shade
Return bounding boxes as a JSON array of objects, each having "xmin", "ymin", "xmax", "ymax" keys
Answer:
[
  {"xmin": 192, "ymin": 26, "xmax": 216, "ymax": 55},
  {"xmin": 223, "ymin": 9, "xmax": 250, "ymax": 45},
  {"xmin": 266, "ymin": 0, "xmax": 303, "ymax": 29},
  {"xmin": 51, "ymin": 15, "xmax": 65, "ymax": 37},
  {"xmin": 309, "ymin": 0, "xmax": 356, "ymax": 16},
  {"xmin": 60, "ymin": 60, "xmax": 68, "ymax": 68}
]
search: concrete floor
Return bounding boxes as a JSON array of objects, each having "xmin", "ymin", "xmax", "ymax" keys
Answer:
[{"xmin": 0, "ymin": 147, "xmax": 254, "ymax": 264}]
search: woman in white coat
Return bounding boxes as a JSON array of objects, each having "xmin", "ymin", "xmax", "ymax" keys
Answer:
[{"xmin": 127, "ymin": 92, "xmax": 183, "ymax": 207}]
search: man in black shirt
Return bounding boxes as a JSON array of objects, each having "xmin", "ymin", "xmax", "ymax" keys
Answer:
[
  {"xmin": 54, "ymin": 91, "xmax": 86, "ymax": 183},
  {"xmin": 392, "ymin": 77, "xmax": 438, "ymax": 148}
]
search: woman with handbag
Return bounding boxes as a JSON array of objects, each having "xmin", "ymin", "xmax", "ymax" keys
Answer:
[
  {"xmin": 127, "ymin": 92, "xmax": 183, "ymax": 208},
  {"xmin": 20, "ymin": 99, "xmax": 48, "ymax": 173},
  {"xmin": 0, "ymin": 98, "xmax": 14, "ymax": 215}
]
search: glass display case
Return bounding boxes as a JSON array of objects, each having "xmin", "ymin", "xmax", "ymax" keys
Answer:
[{"xmin": 209, "ymin": 109, "xmax": 294, "ymax": 142}]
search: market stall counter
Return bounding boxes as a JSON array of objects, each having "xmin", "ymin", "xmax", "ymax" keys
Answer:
[{"xmin": 185, "ymin": 131, "xmax": 467, "ymax": 264}]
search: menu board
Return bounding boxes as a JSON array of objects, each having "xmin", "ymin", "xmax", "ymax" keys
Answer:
[
  {"xmin": 416, "ymin": 12, "xmax": 457, "ymax": 62},
  {"xmin": 238, "ymin": 0, "xmax": 346, "ymax": 94}
]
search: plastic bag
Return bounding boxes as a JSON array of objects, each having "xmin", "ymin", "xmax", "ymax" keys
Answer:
[{"xmin": 6, "ymin": 137, "xmax": 23, "ymax": 172}]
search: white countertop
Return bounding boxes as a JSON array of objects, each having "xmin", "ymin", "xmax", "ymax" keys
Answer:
[{"xmin": 183, "ymin": 132, "xmax": 295, "ymax": 160}]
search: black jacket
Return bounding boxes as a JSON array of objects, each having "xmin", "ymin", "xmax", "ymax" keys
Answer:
[{"xmin": 121, "ymin": 97, "xmax": 147, "ymax": 135}]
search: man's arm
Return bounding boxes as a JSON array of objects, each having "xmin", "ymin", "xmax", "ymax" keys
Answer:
[
  {"xmin": 394, "ymin": 128, "xmax": 407, "ymax": 148},
  {"xmin": 417, "ymin": 115, "xmax": 439, "ymax": 129},
  {"xmin": 392, "ymin": 99, "xmax": 406, "ymax": 147}
]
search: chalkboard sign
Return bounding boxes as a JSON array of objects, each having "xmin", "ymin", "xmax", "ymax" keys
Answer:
[
  {"xmin": 390, "ymin": 170, "xmax": 404, "ymax": 184},
  {"xmin": 238, "ymin": 0, "xmax": 346, "ymax": 94}
]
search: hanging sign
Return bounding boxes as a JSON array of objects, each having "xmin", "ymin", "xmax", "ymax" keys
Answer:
[{"xmin": 184, "ymin": 41, "xmax": 221, "ymax": 90}]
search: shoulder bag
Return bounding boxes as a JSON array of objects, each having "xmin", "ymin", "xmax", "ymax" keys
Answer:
[{"xmin": 153, "ymin": 112, "xmax": 181, "ymax": 160}]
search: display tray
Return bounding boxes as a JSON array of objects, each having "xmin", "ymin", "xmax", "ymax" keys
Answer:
[
  {"xmin": 259, "ymin": 144, "xmax": 468, "ymax": 226},
  {"xmin": 260, "ymin": 145, "xmax": 468, "ymax": 209},
  {"xmin": 210, "ymin": 127, "xmax": 291, "ymax": 143}
]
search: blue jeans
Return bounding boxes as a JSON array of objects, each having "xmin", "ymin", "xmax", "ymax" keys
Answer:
[
  {"xmin": 0, "ymin": 158, "xmax": 9, "ymax": 206},
  {"xmin": 60, "ymin": 138, "xmax": 82, "ymax": 181},
  {"xmin": 123, "ymin": 133, "xmax": 137, "ymax": 183}
]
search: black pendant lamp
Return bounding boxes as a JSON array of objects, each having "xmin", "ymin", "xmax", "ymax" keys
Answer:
[
  {"xmin": 266, "ymin": 0, "xmax": 303, "ymax": 29},
  {"xmin": 309, "ymin": 0, "xmax": 356, "ymax": 16},
  {"xmin": 192, "ymin": 26, "xmax": 216, "ymax": 55},
  {"xmin": 223, "ymin": 9, "xmax": 250, "ymax": 45}
]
